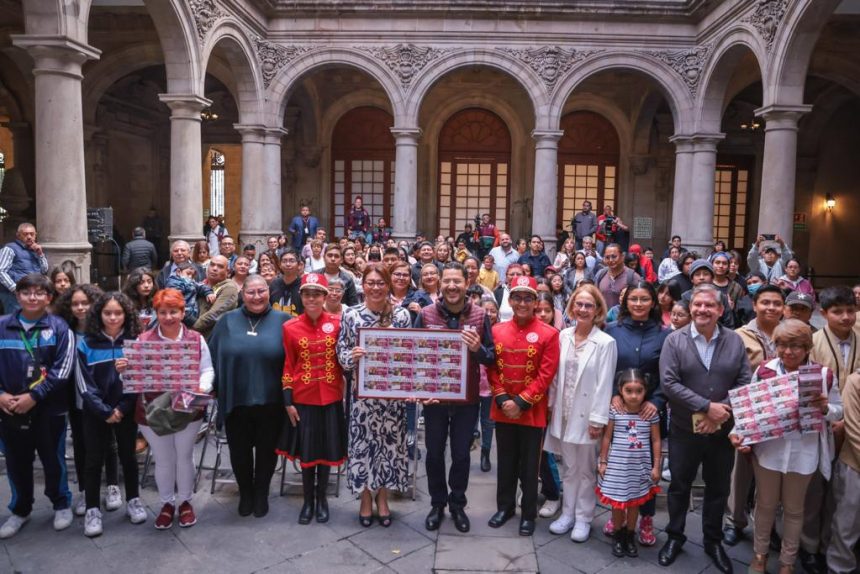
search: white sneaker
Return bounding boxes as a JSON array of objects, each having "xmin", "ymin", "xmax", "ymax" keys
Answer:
[
  {"xmin": 539, "ymin": 498, "xmax": 561, "ymax": 518},
  {"xmin": 549, "ymin": 514, "xmax": 575, "ymax": 534},
  {"xmin": 105, "ymin": 485, "xmax": 122, "ymax": 511},
  {"xmin": 74, "ymin": 493, "xmax": 87, "ymax": 517},
  {"xmin": 662, "ymin": 467, "xmax": 672, "ymax": 482},
  {"xmin": 0, "ymin": 514, "xmax": 29, "ymax": 539},
  {"xmin": 126, "ymin": 498, "xmax": 147, "ymax": 524},
  {"xmin": 571, "ymin": 521, "xmax": 591, "ymax": 542},
  {"xmin": 53, "ymin": 508, "xmax": 73, "ymax": 531},
  {"xmin": 84, "ymin": 508, "xmax": 103, "ymax": 537}
]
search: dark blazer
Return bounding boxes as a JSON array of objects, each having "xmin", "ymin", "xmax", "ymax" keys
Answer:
[
  {"xmin": 659, "ymin": 323, "xmax": 751, "ymax": 435},
  {"xmin": 288, "ymin": 215, "xmax": 320, "ymax": 249}
]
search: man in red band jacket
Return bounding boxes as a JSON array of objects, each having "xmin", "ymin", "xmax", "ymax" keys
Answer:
[{"xmin": 486, "ymin": 275, "xmax": 560, "ymax": 536}]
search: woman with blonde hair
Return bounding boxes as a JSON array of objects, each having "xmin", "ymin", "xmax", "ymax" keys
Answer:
[{"xmin": 544, "ymin": 283, "xmax": 617, "ymax": 543}]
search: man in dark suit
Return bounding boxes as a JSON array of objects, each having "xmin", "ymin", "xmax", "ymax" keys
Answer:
[{"xmin": 288, "ymin": 205, "xmax": 319, "ymax": 250}]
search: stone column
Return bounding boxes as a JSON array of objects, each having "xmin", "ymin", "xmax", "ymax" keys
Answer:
[
  {"xmin": 390, "ymin": 127, "xmax": 421, "ymax": 242},
  {"xmin": 531, "ymin": 130, "xmax": 563, "ymax": 257},
  {"xmin": 158, "ymin": 94, "xmax": 211, "ymax": 244},
  {"xmin": 755, "ymin": 104, "xmax": 811, "ymax": 243},
  {"xmin": 11, "ymin": 36, "xmax": 100, "ymax": 281},
  {"xmin": 668, "ymin": 135, "xmax": 694, "ymax": 241},
  {"xmin": 261, "ymin": 127, "xmax": 287, "ymax": 245},
  {"xmin": 234, "ymin": 124, "xmax": 266, "ymax": 250},
  {"xmin": 683, "ymin": 134, "xmax": 725, "ymax": 256}
]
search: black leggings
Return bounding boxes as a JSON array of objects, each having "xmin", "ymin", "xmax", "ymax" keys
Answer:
[
  {"xmin": 69, "ymin": 406, "xmax": 118, "ymax": 492},
  {"xmin": 301, "ymin": 465, "xmax": 331, "ymax": 502},
  {"xmin": 82, "ymin": 412, "xmax": 139, "ymax": 510}
]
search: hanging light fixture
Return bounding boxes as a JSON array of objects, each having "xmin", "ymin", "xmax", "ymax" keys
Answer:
[
  {"xmin": 740, "ymin": 117, "xmax": 761, "ymax": 131},
  {"xmin": 201, "ymin": 107, "xmax": 219, "ymax": 121},
  {"xmin": 825, "ymin": 193, "xmax": 836, "ymax": 211}
]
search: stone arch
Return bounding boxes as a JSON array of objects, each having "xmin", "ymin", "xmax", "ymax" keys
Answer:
[
  {"xmin": 560, "ymin": 95, "xmax": 633, "ymax": 157},
  {"xmin": 406, "ymin": 49, "xmax": 547, "ymax": 127},
  {"xmin": 266, "ymin": 48, "xmax": 403, "ymax": 127},
  {"xmin": 550, "ymin": 52, "xmax": 695, "ymax": 134},
  {"xmin": 630, "ymin": 90, "xmax": 669, "ymax": 155},
  {"xmin": 82, "ymin": 42, "xmax": 166, "ymax": 124},
  {"xmin": 142, "ymin": 0, "xmax": 202, "ymax": 96},
  {"xmin": 201, "ymin": 20, "xmax": 265, "ymax": 124},
  {"xmin": 696, "ymin": 28, "xmax": 767, "ymax": 133},
  {"xmin": 21, "ymin": 0, "xmax": 92, "ymax": 42},
  {"xmin": 798, "ymin": 83, "xmax": 858, "ymax": 157},
  {"xmin": 766, "ymin": 0, "xmax": 841, "ymax": 106},
  {"xmin": 320, "ymin": 91, "xmax": 394, "ymax": 149}
]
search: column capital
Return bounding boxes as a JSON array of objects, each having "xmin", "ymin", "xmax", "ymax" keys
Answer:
[
  {"xmin": 755, "ymin": 104, "xmax": 812, "ymax": 131},
  {"xmin": 158, "ymin": 94, "xmax": 212, "ymax": 119},
  {"xmin": 531, "ymin": 129, "xmax": 564, "ymax": 144},
  {"xmin": 390, "ymin": 126, "xmax": 422, "ymax": 142},
  {"xmin": 264, "ymin": 126, "xmax": 288, "ymax": 144},
  {"xmin": 233, "ymin": 123, "xmax": 268, "ymax": 143},
  {"xmin": 11, "ymin": 35, "xmax": 100, "ymax": 79}
]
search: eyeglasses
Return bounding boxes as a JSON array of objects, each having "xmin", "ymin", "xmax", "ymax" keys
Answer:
[
  {"xmin": 18, "ymin": 290, "xmax": 48, "ymax": 299},
  {"xmin": 573, "ymin": 301, "xmax": 596, "ymax": 310},
  {"xmin": 392, "ymin": 273, "xmax": 410, "ymax": 279},
  {"xmin": 328, "ymin": 290, "xmax": 344, "ymax": 296},
  {"xmin": 365, "ymin": 281, "xmax": 387, "ymax": 289},
  {"xmin": 244, "ymin": 289, "xmax": 268, "ymax": 298},
  {"xmin": 776, "ymin": 343, "xmax": 807, "ymax": 351},
  {"xmin": 509, "ymin": 294, "xmax": 536, "ymax": 303}
]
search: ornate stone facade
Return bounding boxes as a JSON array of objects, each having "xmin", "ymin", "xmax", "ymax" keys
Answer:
[
  {"xmin": 252, "ymin": 37, "xmax": 313, "ymax": 88},
  {"xmin": 743, "ymin": 0, "xmax": 791, "ymax": 50},
  {"xmin": 360, "ymin": 44, "xmax": 451, "ymax": 89},
  {"xmin": 189, "ymin": 0, "xmax": 227, "ymax": 43},
  {"xmin": 644, "ymin": 44, "xmax": 712, "ymax": 95},
  {"xmin": 501, "ymin": 46, "xmax": 599, "ymax": 93}
]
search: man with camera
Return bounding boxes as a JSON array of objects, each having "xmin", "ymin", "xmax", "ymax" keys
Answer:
[{"xmin": 595, "ymin": 205, "xmax": 628, "ymax": 254}]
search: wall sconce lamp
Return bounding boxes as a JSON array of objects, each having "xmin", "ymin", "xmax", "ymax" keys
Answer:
[{"xmin": 825, "ymin": 194, "xmax": 836, "ymax": 211}]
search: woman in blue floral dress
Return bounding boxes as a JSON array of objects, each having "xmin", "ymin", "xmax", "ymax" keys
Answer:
[{"xmin": 336, "ymin": 264, "xmax": 411, "ymax": 527}]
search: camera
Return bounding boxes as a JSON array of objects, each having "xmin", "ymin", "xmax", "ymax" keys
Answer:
[{"xmin": 473, "ymin": 214, "xmax": 482, "ymax": 228}]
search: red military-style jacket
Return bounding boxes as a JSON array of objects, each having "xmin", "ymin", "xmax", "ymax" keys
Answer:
[
  {"xmin": 282, "ymin": 312, "xmax": 344, "ymax": 406},
  {"xmin": 488, "ymin": 316, "xmax": 560, "ymax": 428}
]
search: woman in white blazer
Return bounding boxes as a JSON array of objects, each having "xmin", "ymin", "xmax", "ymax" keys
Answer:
[{"xmin": 544, "ymin": 283, "xmax": 617, "ymax": 543}]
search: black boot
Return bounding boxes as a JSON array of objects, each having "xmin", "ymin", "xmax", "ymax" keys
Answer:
[
  {"xmin": 298, "ymin": 467, "xmax": 315, "ymax": 524},
  {"xmin": 480, "ymin": 449, "xmax": 491, "ymax": 472},
  {"xmin": 315, "ymin": 466, "xmax": 330, "ymax": 523},
  {"xmin": 612, "ymin": 528, "xmax": 626, "ymax": 557},
  {"xmin": 238, "ymin": 487, "xmax": 254, "ymax": 517},
  {"xmin": 253, "ymin": 481, "xmax": 270, "ymax": 518},
  {"xmin": 623, "ymin": 527, "xmax": 638, "ymax": 558}
]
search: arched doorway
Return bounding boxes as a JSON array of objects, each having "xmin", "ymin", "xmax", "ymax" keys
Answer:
[
  {"xmin": 437, "ymin": 108, "xmax": 512, "ymax": 237},
  {"xmin": 331, "ymin": 106, "xmax": 395, "ymax": 238},
  {"xmin": 557, "ymin": 111, "xmax": 619, "ymax": 230}
]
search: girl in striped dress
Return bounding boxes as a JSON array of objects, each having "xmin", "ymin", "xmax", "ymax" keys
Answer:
[{"xmin": 596, "ymin": 368, "xmax": 661, "ymax": 558}]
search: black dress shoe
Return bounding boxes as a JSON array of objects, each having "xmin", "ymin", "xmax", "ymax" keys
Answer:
[
  {"xmin": 480, "ymin": 449, "xmax": 491, "ymax": 472},
  {"xmin": 704, "ymin": 541, "xmax": 734, "ymax": 574},
  {"xmin": 658, "ymin": 539, "xmax": 683, "ymax": 566},
  {"xmin": 519, "ymin": 519, "xmax": 535, "ymax": 536},
  {"xmin": 798, "ymin": 548, "xmax": 824, "ymax": 574},
  {"xmin": 238, "ymin": 492, "xmax": 254, "ymax": 517},
  {"xmin": 253, "ymin": 491, "xmax": 269, "ymax": 518},
  {"xmin": 488, "ymin": 509, "xmax": 515, "ymax": 528},
  {"xmin": 623, "ymin": 528, "xmax": 638, "ymax": 558},
  {"xmin": 722, "ymin": 525, "xmax": 744, "ymax": 547},
  {"xmin": 315, "ymin": 496, "xmax": 329, "ymax": 523},
  {"xmin": 298, "ymin": 501, "xmax": 314, "ymax": 524},
  {"xmin": 450, "ymin": 507, "xmax": 470, "ymax": 533},
  {"xmin": 425, "ymin": 506, "xmax": 444, "ymax": 531},
  {"xmin": 612, "ymin": 529, "xmax": 626, "ymax": 558}
]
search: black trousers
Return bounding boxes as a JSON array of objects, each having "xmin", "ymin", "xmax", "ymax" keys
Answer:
[
  {"xmin": 69, "ymin": 405, "xmax": 118, "ymax": 492},
  {"xmin": 225, "ymin": 404, "xmax": 284, "ymax": 494},
  {"xmin": 0, "ymin": 410, "xmax": 71, "ymax": 516},
  {"xmin": 495, "ymin": 422, "xmax": 543, "ymax": 521},
  {"xmin": 82, "ymin": 411, "xmax": 139, "ymax": 510},
  {"xmin": 424, "ymin": 403, "xmax": 480, "ymax": 509},
  {"xmin": 666, "ymin": 428, "xmax": 735, "ymax": 544}
]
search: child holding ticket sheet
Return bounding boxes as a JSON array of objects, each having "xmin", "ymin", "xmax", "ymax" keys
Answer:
[
  {"xmin": 76, "ymin": 292, "xmax": 146, "ymax": 537},
  {"xmin": 729, "ymin": 319, "xmax": 842, "ymax": 574}
]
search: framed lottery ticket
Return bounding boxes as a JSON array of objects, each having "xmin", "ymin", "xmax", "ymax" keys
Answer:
[
  {"xmin": 122, "ymin": 339, "xmax": 201, "ymax": 393},
  {"xmin": 356, "ymin": 328, "xmax": 468, "ymax": 401}
]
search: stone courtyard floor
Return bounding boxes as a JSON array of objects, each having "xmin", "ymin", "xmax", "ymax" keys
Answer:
[{"xmin": 0, "ymin": 432, "xmax": 758, "ymax": 574}]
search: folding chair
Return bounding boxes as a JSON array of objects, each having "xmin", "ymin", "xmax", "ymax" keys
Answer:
[
  {"xmin": 194, "ymin": 401, "xmax": 219, "ymax": 492},
  {"xmin": 279, "ymin": 456, "xmax": 342, "ymax": 497}
]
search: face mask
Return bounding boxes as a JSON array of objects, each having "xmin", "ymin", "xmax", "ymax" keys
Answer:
[{"xmin": 748, "ymin": 283, "xmax": 762, "ymax": 295}]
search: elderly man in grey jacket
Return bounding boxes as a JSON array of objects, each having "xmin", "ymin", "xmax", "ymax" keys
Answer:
[{"xmin": 657, "ymin": 284, "xmax": 751, "ymax": 574}]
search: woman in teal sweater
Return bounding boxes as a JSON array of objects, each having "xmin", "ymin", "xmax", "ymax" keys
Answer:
[{"xmin": 209, "ymin": 274, "xmax": 291, "ymax": 518}]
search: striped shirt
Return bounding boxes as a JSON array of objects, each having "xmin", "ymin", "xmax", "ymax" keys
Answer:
[{"xmin": 690, "ymin": 322, "xmax": 720, "ymax": 371}]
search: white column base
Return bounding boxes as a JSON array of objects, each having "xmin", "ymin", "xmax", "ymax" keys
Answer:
[{"xmin": 43, "ymin": 241, "xmax": 92, "ymax": 284}]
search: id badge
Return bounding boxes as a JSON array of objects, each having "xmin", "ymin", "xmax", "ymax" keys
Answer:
[{"xmin": 26, "ymin": 364, "xmax": 34, "ymax": 380}]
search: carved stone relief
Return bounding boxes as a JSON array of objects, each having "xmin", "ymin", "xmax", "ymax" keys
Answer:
[
  {"xmin": 500, "ymin": 46, "xmax": 600, "ymax": 93},
  {"xmin": 189, "ymin": 0, "xmax": 226, "ymax": 42},
  {"xmin": 742, "ymin": 0, "xmax": 790, "ymax": 51},
  {"xmin": 252, "ymin": 37, "xmax": 313, "ymax": 88},
  {"xmin": 359, "ymin": 44, "xmax": 452, "ymax": 89},
  {"xmin": 644, "ymin": 44, "xmax": 712, "ymax": 95}
]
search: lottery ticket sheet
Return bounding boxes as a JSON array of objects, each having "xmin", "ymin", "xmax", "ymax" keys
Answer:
[
  {"xmin": 122, "ymin": 339, "xmax": 200, "ymax": 393},
  {"xmin": 357, "ymin": 328, "xmax": 468, "ymax": 401}
]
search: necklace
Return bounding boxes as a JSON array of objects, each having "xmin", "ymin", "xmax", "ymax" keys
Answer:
[{"xmin": 247, "ymin": 316, "xmax": 263, "ymax": 336}]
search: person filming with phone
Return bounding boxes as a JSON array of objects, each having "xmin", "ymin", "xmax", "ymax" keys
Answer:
[{"xmin": 748, "ymin": 234, "xmax": 793, "ymax": 285}]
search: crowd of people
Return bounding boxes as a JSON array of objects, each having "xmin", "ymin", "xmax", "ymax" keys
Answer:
[{"xmin": 1, "ymin": 201, "xmax": 859, "ymax": 574}]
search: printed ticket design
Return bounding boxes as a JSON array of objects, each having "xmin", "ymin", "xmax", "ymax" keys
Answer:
[{"xmin": 122, "ymin": 340, "xmax": 200, "ymax": 392}]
